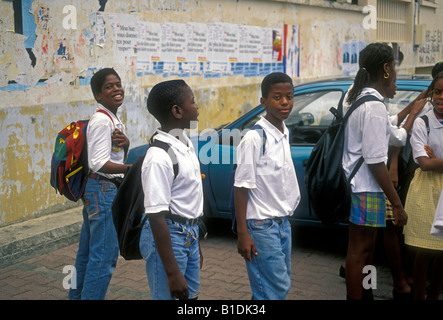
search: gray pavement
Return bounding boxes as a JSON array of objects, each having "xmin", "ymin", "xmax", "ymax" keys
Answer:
[{"xmin": 0, "ymin": 208, "xmax": 435, "ymax": 301}]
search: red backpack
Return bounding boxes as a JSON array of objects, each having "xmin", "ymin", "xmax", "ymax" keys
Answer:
[{"xmin": 50, "ymin": 110, "xmax": 113, "ymax": 201}]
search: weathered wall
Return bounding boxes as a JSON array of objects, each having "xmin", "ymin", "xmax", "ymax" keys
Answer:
[{"xmin": 0, "ymin": 0, "xmax": 441, "ymax": 225}]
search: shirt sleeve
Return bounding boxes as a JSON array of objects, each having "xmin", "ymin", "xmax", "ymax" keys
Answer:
[
  {"xmin": 410, "ymin": 117, "xmax": 429, "ymax": 163},
  {"xmin": 234, "ymin": 130, "xmax": 262, "ymax": 189},
  {"xmin": 361, "ymin": 103, "xmax": 389, "ymax": 164},
  {"xmin": 87, "ymin": 116, "xmax": 114, "ymax": 172},
  {"xmin": 141, "ymin": 148, "xmax": 175, "ymax": 214}
]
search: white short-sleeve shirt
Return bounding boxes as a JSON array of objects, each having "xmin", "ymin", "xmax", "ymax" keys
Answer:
[
  {"xmin": 342, "ymin": 88, "xmax": 391, "ymax": 193},
  {"xmin": 234, "ymin": 117, "xmax": 300, "ymax": 220},
  {"xmin": 87, "ymin": 105, "xmax": 126, "ymax": 179},
  {"xmin": 410, "ymin": 108, "xmax": 443, "ymax": 163},
  {"xmin": 141, "ymin": 130, "xmax": 203, "ymax": 220}
]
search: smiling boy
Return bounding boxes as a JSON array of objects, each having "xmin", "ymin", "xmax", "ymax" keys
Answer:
[
  {"xmin": 234, "ymin": 72, "xmax": 301, "ymax": 300},
  {"xmin": 69, "ymin": 68, "xmax": 131, "ymax": 300}
]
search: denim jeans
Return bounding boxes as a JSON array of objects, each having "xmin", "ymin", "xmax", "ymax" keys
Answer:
[
  {"xmin": 139, "ymin": 217, "xmax": 200, "ymax": 300},
  {"xmin": 68, "ymin": 178, "xmax": 119, "ymax": 300},
  {"xmin": 245, "ymin": 217, "xmax": 292, "ymax": 300}
]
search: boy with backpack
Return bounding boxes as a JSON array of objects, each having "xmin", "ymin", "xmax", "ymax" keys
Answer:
[
  {"xmin": 139, "ymin": 79, "xmax": 203, "ymax": 300},
  {"xmin": 68, "ymin": 68, "xmax": 131, "ymax": 300},
  {"xmin": 234, "ymin": 72, "xmax": 300, "ymax": 300}
]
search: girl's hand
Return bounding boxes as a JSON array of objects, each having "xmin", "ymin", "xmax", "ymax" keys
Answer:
[{"xmin": 425, "ymin": 144, "xmax": 436, "ymax": 159}]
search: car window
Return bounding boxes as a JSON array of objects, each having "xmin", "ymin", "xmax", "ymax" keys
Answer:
[
  {"xmin": 239, "ymin": 90, "xmax": 343, "ymax": 145},
  {"xmin": 384, "ymin": 90, "xmax": 422, "ymax": 116}
]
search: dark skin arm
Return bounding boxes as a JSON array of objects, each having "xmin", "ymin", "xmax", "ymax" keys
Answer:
[
  {"xmin": 148, "ymin": 212, "xmax": 189, "ymax": 300},
  {"xmin": 417, "ymin": 155, "xmax": 443, "ymax": 173},
  {"xmin": 368, "ymin": 162, "xmax": 407, "ymax": 226},
  {"xmin": 395, "ymin": 90, "xmax": 428, "ymax": 132},
  {"xmin": 234, "ymin": 186, "xmax": 257, "ymax": 262}
]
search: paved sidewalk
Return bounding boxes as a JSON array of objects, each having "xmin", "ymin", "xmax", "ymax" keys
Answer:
[{"xmin": 1, "ymin": 209, "xmax": 437, "ymax": 301}]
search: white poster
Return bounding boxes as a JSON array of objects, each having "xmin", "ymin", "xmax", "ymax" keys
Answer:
[
  {"xmin": 161, "ymin": 22, "xmax": 187, "ymax": 74},
  {"xmin": 239, "ymin": 25, "xmax": 262, "ymax": 64},
  {"xmin": 136, "ymin": 22, "xmax": 162, "ymax": 74},
  {"xmin": 107, "ymin": 13, "xmax": 138, "ymax": 63},
  {"xmin": 185, "ymin": 22, "xmax": 209, "ymax": 75}
]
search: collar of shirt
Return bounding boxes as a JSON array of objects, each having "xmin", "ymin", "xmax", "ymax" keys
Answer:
[
  {"xmin": 256, "ymin": 116, "xmax": 289, "ymax": 142},
  {"xmin": 154, "ymin": 129, "xmax": 194, "ymax": 154},
  {"xmin": 96, "ymin": 105, "xmax": 123, "ymax": 129}
]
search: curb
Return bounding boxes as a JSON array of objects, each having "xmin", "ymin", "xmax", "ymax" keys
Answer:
[{"xmin": 0, "ymin": 207, "xmax": 83, "ymax": 269}]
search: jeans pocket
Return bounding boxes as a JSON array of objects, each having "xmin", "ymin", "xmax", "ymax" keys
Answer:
[
  {"xmin": 247, "ymin": 219, "xmax": 274, "ymax": 234},
  {"xmin": 82, "ymin": 191, "xmax": 99, "ymax": 219},
  {"xmin": 101, "ymin": 180, "xmax": 118, "ymax": 193}
]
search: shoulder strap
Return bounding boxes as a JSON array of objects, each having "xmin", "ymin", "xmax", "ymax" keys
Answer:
[
  {"xmin": 420, "ymin": 114, "xmax": 430, "ymax": 135},
  {"xmin": 96, "ymin": 109, "xmax": 115, "ymax": 128},
  {"xmin": 150, "ymin": 139, "xmax": 179, "ymax": 180},
  {"xmin": 343, "ymin": 95, "xmax": 381, "ymax": 123},
  {"xmin": 250, "ymin": 124, "xmax": 267, "ymax": 155}
]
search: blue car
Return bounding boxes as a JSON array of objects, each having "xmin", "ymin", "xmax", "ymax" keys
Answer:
[{"xmin": 127, "ymin": 76, "xmax": 431, "ymax": 227}]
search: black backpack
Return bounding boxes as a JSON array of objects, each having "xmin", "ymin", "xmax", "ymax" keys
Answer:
[
  {"xmin": 112, "ymin": 139, "xmax": 178, "ymax": 260},
  {"xmin": 304, "ymin": 94, "xmax": 380, "ymax": 226}
]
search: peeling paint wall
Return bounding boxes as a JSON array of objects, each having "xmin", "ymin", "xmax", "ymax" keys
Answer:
[{"xmin": 0, "ymin": 0, "xmax": 442, "ymax": 226}]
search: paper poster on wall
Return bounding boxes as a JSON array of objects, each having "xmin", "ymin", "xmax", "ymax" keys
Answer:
[
  {"xmin": 185, "ymin": 22, "xmax": 209, "ymax": 75},
  {"xmin": 272, "ymin": 29, "xmax": 283, "ymax": 62},
  {"xmin": 285, "ymin": 25, "xmax": 300, "ymax": 78},
  {"xmin": 90, "ymin": 12, "xmax": 107, "ymax": 48},
  {"xmin": 239, "ymin": 25, "xmax": 262, "ymax": 63},
  {"xmin": 342, "ymin": 40, "xmax": 365, "ymax": 76},
  {"xmin": 107, "ymin": 13, "xmax": 138, "ymax": 63},
  {"xmin": 86, "ymin": 12, "xmax": 284, "ymax": 79},
  {"xmin": 137, "ymin": 22, "xmax": 162, "ymax": 75},
  {"xmin": 161, "ymin": 22, "xmax": 187, "ymax": 75},
  {"xmin": 205, "ymin": 23, "xmax": 231, "ymax": 77}
]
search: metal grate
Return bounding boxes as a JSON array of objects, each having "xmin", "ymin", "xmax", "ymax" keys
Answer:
[{"xmin": 377, "ymin": 0, "xmax": 410, "ymax": 42}]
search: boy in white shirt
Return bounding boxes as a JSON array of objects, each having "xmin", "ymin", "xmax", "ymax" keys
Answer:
[
  {"xmin": 69, "ymin": 68, "xmax": 131, "ymax": 300},
  {"xmin": 234, "ymin": 72, "xmax": 300, "ymax": 300},
  {"xmin": 139, "ymin": 79, "xmax": 203, "ymax": 300}
]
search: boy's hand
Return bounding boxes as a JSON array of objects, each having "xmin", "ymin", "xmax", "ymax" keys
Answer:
[
  {"xmin": 112, "ymin": 128, "xmax": 130, "ymax": 149},
  {"xmin": 168, "ymin": 271, "xmax": 189, "ymax": 300},
  {"xmin": 237, "ymin": 232, "xmax": 257, "ymax": 262}
]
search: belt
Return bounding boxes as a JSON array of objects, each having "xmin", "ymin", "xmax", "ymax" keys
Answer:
[
  {"xmin": 165, "ymin": 212, "xmax": 200, "ymax": 225},
  {"xmin": 88, "ymin": 173, "xmax": 122, "ymax": 187}
]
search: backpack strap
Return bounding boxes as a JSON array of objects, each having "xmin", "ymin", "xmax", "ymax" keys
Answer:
[
  {"xmin": 348, "ymin": 157, "xmax": 364, "ymax": 182},
  {"xmin": 251, "ymin": 124, "xmax": 267, "ymax": 155},
  {"xmin": 96, "ymin": 109, "xmax": 115, "ymax": 128},
  {"xmin": 149, "ymin": 138, "xmax": 179, "ymax": 180},
  {"xmin": 343, "ymin": 94, "xmax": 381, "ymax": 122},
  {"xmin": 421, "ymin": 114, "xmax": 430, "ymax": 136}
]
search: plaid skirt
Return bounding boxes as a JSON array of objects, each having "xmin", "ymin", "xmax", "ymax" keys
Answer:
[
  {"xmin": 404, "ymin": 169, "xmax": 443, "ymax": 251},
  {"xmin": 349, "ymin": 192, "xmax": 387, "ymax": 227}
]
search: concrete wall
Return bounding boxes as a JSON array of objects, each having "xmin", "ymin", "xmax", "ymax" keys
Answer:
[{"xmin": 0, "ymin": 0, "xmax": 441, "ymax": 226}]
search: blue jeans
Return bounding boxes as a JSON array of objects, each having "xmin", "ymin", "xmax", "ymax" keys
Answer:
[
  {"xmin": 68, "ymin": 178, "xmax": 119, "ymax": 300},
  {"xmin": 139, "ymin": 217, "xmax": 200, "ymax": 300},
  {"xmin": 245, "ymin": 217, "xmax": 292, "ymax": 300}
]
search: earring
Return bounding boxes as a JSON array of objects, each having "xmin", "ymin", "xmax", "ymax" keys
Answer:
[{"xmin": 384, "ymin": 72, "xmax": 390, "ymax": 79}]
